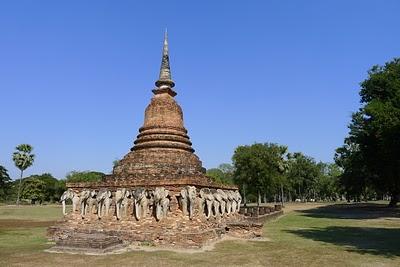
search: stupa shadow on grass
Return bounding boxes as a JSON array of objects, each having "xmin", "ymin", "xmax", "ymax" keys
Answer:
[
  {"xmin": 286, "ymin": 226, "xmax": 400, "ymax": 257},
  {"xmin": 298, "ymin": 203, "xmax": 400, "ymax": 220}
]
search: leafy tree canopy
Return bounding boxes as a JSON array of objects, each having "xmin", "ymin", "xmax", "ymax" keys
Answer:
[
  {"xmin": 12, "ymin": 144, "xmax": 35, "ymax": 172},
  {"xmin": 21, "ymin": 177, "xmax": 46, "ymax": 204},
  {"xmin": 0, "ymin": 165, "xmax": 11, "ymax": 200},
  {"xmin": 232, "ymin": 143, "xmax": 288, "ymax": 203},
  {"xmin": 66, "ymin": 171, "xmax": 105, "ymax": 183},
  {"xmin": 336, "ymin": 58, "xmax": 400, "ymax": 206},
  {"xmin": 286, "ymin": 152, "xmax": 321, "ymax": 199},
  {"xmin": 23, "ymin": 173, "xmax": 65, "ymax": 202},
  {"xmin": 206, "ymin": 163, "xmax": 234, "ymax": 185},
  {"xmin": 0, "ymin": 165, "xmax": 11, "ymax": 187}
]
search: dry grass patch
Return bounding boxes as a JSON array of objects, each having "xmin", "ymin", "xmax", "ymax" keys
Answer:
[{"xmin": 0, "ymin": 203, "xmax": 399, "ymax": 266}]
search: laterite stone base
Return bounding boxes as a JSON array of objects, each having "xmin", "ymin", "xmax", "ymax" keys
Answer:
[
  {"xmin": 47, "ymin": 232, "xmax": 126, "ymax": 254},
  {"xmin": 48, "ymin": 212, "xmax": 262, "ymax": 250}
]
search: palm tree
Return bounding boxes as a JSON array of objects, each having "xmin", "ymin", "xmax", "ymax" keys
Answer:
[{"xmin": 12, "ymin": 144, "xmax": 35, "ymax": 206}]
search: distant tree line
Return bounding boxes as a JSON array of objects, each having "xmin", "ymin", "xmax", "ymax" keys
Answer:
[
  {"xmin": 0, "ymin": 143, "xmax": 107, "ymax": 204},
  {"xmin": 0, "ymin": 167, "xmax": 105, "ymax": 204},
  {"xmin": 207, "ymin": 58, "xmax": 400, "ymax": 207},
  {"xmin": 207, "ymin": 143, "xmax": 341, "ymax": 205}
]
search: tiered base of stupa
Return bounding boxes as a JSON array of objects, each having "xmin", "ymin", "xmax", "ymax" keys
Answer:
[
  {"xmin": 48, "ymin": 178, "xmax": 263, "ymax": 252},
  {"xmin": 48, "ymin": 207, "xmax": 262, "ymax": 252}
]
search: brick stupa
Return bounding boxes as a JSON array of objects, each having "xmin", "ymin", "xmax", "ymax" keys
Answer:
[
  {"xmin": 111, "ymin": 32, "xmax": 208, "ymax": 184},
  {"xmin": 47, "ymin": 33, "xmax": 262, "ymax": 252},
  {"xmin": 101, "ymin": 31, "xmax": 219, "ymax": 189}
]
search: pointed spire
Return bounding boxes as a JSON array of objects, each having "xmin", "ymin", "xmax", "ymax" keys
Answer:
[{"xmin": 155, "ymin": 29, "xmax": 175, "ymax": 89}]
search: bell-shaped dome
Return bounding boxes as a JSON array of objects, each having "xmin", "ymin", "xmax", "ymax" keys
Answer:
[{"xmin": 132, "ymin": 93, "xmax": 194, "ymax": 153}]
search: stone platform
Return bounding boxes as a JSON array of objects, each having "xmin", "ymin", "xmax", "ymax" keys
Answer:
[
  {"xmin": 47, "ymin": 232, "xmax": 126, "ymax": 254},
  {"xmin": 48, "ymin": 207, "xmax": 263, "ymax": 250}
]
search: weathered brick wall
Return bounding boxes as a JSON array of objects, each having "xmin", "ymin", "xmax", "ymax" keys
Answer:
[
  {"xmin": 112, "ymin": 149, "xmax": 206, "ymax": 181},
  {"xmin": 48, "ymin": 211, "xmax": 257, "ymax": 249},
  {"xmin": 66, "ymin": 178, "xmax": 237, "ymax": 190},
  {"xmin": 111, "ymin": 90, "xmax": 210, "ymax": 185}
]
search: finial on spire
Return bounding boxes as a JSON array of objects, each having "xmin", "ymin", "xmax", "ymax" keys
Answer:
[{"xmin": 155, "ymin": 29, "xmax": 175, "ymax": 89}]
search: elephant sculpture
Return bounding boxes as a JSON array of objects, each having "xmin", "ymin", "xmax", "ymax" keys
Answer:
[
  {"xmin": 211, "ymin": 189, "xmax": 222, "ymax": 217},
  {"xmin": 88, "ymin": 190, "xmax": 98, "ymax": 215},
  {"xmin": 230, "ymin": 191, "xmax": 238, "ymax": 213},
  {"xmin": 180, "ymin": 186, "xmax": 197, "ymax": 219},
  {"xmin": 60, "ymin": 189, "xmax": 80, "ymax": 215},
  {"xmin": 216, "ymin": 189, "xmax": 228, "ymax": 216},
  {"xmin": 225, "ymin": 190, "xmax": 234, "ymax": 215},
  {"xmin": 132, "ymin": 188, "xmax": 148, "ymax": 220},
  {"xmin": 115, "ymin": 188, "xmax": 131, "ymax": 220},
  {"xmin": 153, "ymin": 187, "xmax": 170, "ymax": 221},
  {"xmin": 199, "ymin": 188, "xmax": 214, "ymax": 219},
  {"xmin": 234, "ymin": 190, "xmax": 242, "ymax": 213},
  {"xmin": 96, "ymin": 189, "xmax": 112, "ymax": 219},
  {"xmin": 79, "ymin": 189, "xmax": 96, "ymax": 218}
]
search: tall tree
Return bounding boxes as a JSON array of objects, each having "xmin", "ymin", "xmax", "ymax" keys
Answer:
[
  {"xmin": 21, "ymin": 178, "xmax": 46, "ymax": 204},
  {"xmin": 12, "ymin": 144, "xmax": 35, "ymax": 205},
  {"xmin": 0, "ymin": 165, "xmax": 11, "ymax": 200},
  {"xmin": 315, "ymin": 163, "xmax": 342, "ymax": 201},
  {"xmin": 337, "ymin": 58, "xmax": 400, "ymax": 206},
  {"xmin": 335, "ymin": 137, "xmax": 370, "ymax": 202},
  {"xmin": 232, "ymin": 143, "xmax": 287, "ymax": 205},
  {"xmin": 286, "ymin": 152, "xmax": 321, "ymax": 201}
]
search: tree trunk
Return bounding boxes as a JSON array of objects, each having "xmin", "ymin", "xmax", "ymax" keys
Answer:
[
  {"xmin": 298, "ymin": 183, "xmax": 301, "ymax": 200},
  {"xmin": 388, "ymin": 193, "xmax": 399, "ymax": 207},
  {"xmin": 263, "ymin": 193, "xmax": 267, "ymax": 203},
  {"xmin": 257, "ymin": 190, "xmax": 261, "ymax": 207},
  {"xmin": 16, "ymin": 170, "xmax": 23, "ymax": 206},
  {"xmin": 281, "ymin": 183, "xmax": 284, "ymax": 207}
]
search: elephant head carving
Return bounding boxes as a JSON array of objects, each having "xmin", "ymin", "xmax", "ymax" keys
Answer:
[
  {"xmin": 60, "ymin": 189, "xmax": 78, "ymax": 215},
  {"xmin": 229, "ymin": 191, "xmax": 238, "ymax": 213},
  {"xmin": 87, "ymin": 189, "xmax": 99, "ymax": 216},
  {"xmin": 79, "ymin": 189, "xmax": 95, "ymax": 218},
  {"xmin": 199, "ymin": 188, "xmax": 214, "ymax": 219},
  {"xmin": 96, "ymin": 189, "xmax": 112, "ymax": 219},
  {"xmin": 211, "ymin": 189, "xmax": 222, "ymax": 217},
  {"xmin": 115, "ymin": 188, "xmax": 131, "ymax": 220},
  {"xmin": 132, "ymin": 188, "xmax": 148, "ymax": 220},
  {"xmin": 153, "ymin": 187, "xmax": 170, "ymax": 221},
  {"xmin": 180, "ymin": 186, "xmax": 197, "ymax": 219},
  {"xmin": 234, "ymin": 190, "xmax": 242, "ymax": 213},
  {"xmin": 216, "ymin": 189, "xmax": 228, "ymax": 216},
  {"xmin": 225, "ymin": 190, "xmax": 234, "ymax": 215}
]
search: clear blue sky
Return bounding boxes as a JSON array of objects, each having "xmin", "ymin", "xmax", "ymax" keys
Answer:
[{"xmin": 1, "ymin": 1, "xmax": 399, "ymax": 179}]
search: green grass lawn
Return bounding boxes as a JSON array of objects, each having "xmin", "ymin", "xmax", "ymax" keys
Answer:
[
  {"xmin": 0, "ymin": 203, "xmax": 399, "ymax": 267},
  {"xmin": 0, "ymin": 205, "xmax": 61, "ymax": 221}
]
